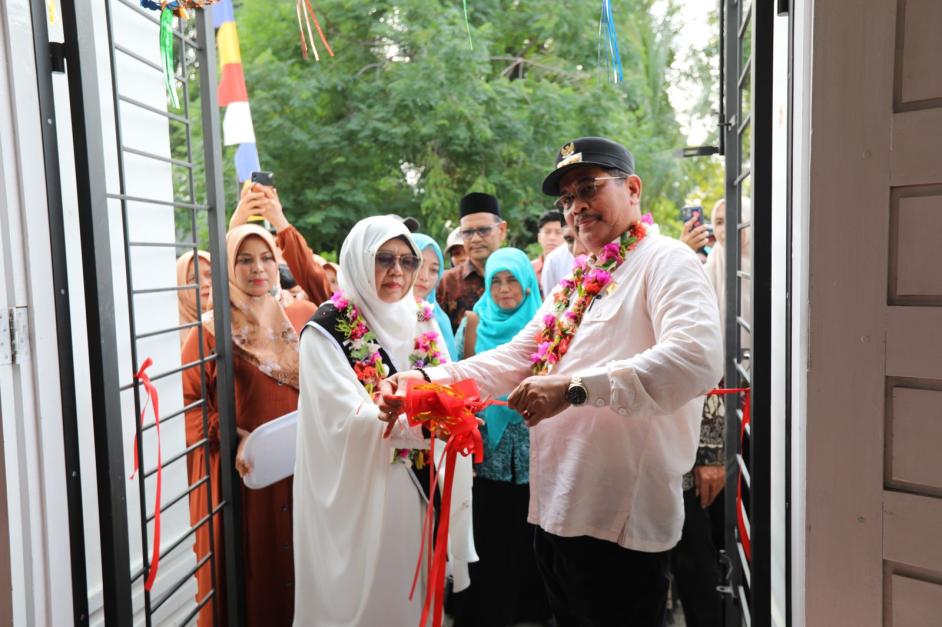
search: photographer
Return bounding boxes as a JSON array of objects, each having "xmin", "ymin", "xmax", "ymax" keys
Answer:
[{"xmin": 230, "ymin": 183, "xmax": 332, "ymax": 306}]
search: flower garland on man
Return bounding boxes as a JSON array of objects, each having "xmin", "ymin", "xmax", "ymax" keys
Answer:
[{"xmin": 379, "ymin": 137, "xmax": 724, "ymax": 626}]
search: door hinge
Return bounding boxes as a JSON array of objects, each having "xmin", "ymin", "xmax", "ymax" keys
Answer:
[{"xmin": 0, "ymin": 308, "xmax": 30, "ymax": 365}]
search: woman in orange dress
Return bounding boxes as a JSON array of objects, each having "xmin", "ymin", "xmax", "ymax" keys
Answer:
[
  {"xmin": 182, "ymin": 224, "xmax": 316, "ymax": 626},
  {"xmin": 176, "ymin": 250, "xmax": 212, "ymax": 348}
]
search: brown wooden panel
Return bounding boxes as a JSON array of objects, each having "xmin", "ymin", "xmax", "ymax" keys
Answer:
[
  {"xmin": 886, "ymin": 385, "xmax": 942, "ymax": 494},
  {"xmin": 890, "ymin": 192, "xmax": 942, "ymax": 300},
  {"xmin": 884, "ymin": 490, "xmax": 942, "ymax": 572},
  {"xmin": 890, "ymin": 573, "xmax": 942, "ymax": 627},
  {"xmin": 890, "ymin": 109, "xmax": 942, "ymax": 187},
  {"xmin": 894, "ymin": 0, "xmax": 942, "ymax": 110},
  {"xmin": 886, "ymin": 307, "xmax": 942, "ymax": 379}
]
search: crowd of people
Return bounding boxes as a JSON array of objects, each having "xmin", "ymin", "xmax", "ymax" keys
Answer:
[{"xmin": 175, "ymin": 135, "xmax": 737, "ymax": 627}]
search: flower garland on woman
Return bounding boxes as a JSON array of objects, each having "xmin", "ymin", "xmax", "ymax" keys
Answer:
[
  {"xmin": 293, "ymin": 216, "xmax": 475, "ymax": 626},
  {"xmin": 330, "ymin": 291, "xmax": 445, "ymax": 395}
]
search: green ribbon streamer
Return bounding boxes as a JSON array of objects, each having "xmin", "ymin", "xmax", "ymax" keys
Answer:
[
  {"xmin": 462, "ymin": 0, "xmax": 473, "ymax": 49},
  {"xmin": 160, "ymin": 8, "xmax": 180, "ymax": 109}
]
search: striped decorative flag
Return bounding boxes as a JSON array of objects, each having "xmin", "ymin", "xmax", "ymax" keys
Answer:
[{"xmin": 212, "ymin": 0, "xmax": 259, "ymax": 181}]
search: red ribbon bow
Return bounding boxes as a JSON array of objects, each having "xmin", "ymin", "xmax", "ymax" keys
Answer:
[
  {"xmin": 129, "ymin": 358, "xmax": 163, "ymax": 591},
  {"xmin": 707, "ymin": 386, "xmax": 751, "ymax": 562},
  {"xmin": 400, "ymin": 379, "xmax": 493, "ymax": 627}
]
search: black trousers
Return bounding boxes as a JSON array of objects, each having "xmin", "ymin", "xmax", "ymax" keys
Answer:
[
  {"xmin": 533, "ymin": 527, "xmax": 670, "ymax": 627},
  {"xmin": 671, "ymin": 488, "xmax": 723, "ymax": 627},
  {"xmin": 451, "ymin": 479, "xmax": 551, "ymax": 627}
]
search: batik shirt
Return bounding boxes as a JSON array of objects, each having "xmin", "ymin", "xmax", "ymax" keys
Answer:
[{"xmin": 436, "ymin": 260, "xmax": 485, "ymax": 332}]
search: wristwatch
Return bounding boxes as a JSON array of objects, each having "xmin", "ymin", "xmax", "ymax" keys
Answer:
[{"xmin": 565, "ymin": 376, "xmax": 588, "ymax": 406}]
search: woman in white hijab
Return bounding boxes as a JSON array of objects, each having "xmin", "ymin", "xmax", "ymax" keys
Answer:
[{"xmin": 293, "ymin": 216, "xmax": 475, "ymax": 626}]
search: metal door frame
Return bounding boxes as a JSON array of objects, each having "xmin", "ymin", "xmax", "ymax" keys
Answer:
[
  {"xmin": 30, "ymin": 0, "xmax": 244, "ymax": 624},
  {"xmin": 722, "ymin": 0, "xmax": 774, "ymax": 624}
]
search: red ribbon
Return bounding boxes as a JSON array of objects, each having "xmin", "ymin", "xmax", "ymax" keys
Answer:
[
  {"xmin": 129, "ymin": 358, "xmax": 163, "ymax": 592},
  {"xmin": 304, "ymin": 0, "xmax": 334, "ymax": 57},
  {"xmin": 707, "ymin": 386, "xmax": 751, "ymax": 562},
  {"xmin": 400, "ymin": 379, "xmax": 489, "ymax": 627}
]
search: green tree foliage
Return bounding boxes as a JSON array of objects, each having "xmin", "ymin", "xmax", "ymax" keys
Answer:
[{"xmin": 232, "ymin": 0, "xmax": 712, "ymax": 253}]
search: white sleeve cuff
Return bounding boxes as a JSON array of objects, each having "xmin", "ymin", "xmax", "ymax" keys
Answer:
[
  {"xmin": 580, "ymin": 366, "xmax": 611, "ymax": 408},
  {"xmin": 580, "ymin": 364, "xmax": 640, "ymax": 418},
  {"xmin": 385, "ymin": 415, "xmax": 428, "ymax": 448},
  {"xmin": 426, "ymin": 365, "xmax": 455, "ymax": 384}
]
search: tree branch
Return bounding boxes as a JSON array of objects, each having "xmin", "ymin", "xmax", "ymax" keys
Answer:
[{"xmin": 489, "ymin": 56, "xmax": 583, "ymax": 80}]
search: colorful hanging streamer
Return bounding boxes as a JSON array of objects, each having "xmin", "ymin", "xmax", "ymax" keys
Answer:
[
  {"xmin": 128, "ymin": 358, "xmax": 164, "ymax": 591},
  {"xmin": 212, "ymin": 0, "xmax": 260, "ymax": 181},
  {"xmin": 295, "ymin": 0, "xmax": 334, "ymax": 61},
  {"xmin": 159, "ymin": 7, "xmax": 181, "ymax": 108},
  {"xmin": 142, "ymin": 1, "xmax": 223, "ymax": 108},
  {"xmin": 598, "ymin": 0, "xmax": 624, "ymax": 83},
  {"xmin": 398, "ymin": 379, "xmax": 490, "ymax": 627}
]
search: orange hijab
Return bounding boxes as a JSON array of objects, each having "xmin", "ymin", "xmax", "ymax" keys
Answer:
[
  {"xmin": 176, "ymin": 250, "xmax": 212, "ymax": 346},
  {"xmin": 207, "ymin": 225, "xmax": 300, "ymax": 389}
]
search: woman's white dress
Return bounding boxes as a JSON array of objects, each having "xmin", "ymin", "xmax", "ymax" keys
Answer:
[{"xmin": 293, "ymin": 323, "xmax": 430, "ymax": 626}]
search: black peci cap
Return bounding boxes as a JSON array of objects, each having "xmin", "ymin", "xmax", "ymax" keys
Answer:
[
  {"xmin": 387, "ymin": 214, "xmax": 422, "ymax": 232},
  {"xmin": 541, "ymin": 137, "xmax": 635, "ymax": 196},
  {"xmin": 459, "ymin": 192, "xmax": 501, "ymax": 218},
  {"xmin": 402, "ymin": 216, "xmax": 421, "ymax": 232}
]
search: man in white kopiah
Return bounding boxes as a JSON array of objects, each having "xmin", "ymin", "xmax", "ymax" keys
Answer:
[{"xmin": 379, "ymin": 137, "xmax": 723, "ymax": 626}]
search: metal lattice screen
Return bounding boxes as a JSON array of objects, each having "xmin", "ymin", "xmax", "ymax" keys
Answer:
[{"xmin": 53, "ymin": 0, "xmax": 244, "ymax": 624}]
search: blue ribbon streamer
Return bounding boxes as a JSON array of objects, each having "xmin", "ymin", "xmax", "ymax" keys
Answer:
[{"xmin": 600, "ymin": 0, "xmax": 624, "ymax": 83}]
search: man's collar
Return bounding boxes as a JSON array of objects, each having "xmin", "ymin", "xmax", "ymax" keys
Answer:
[{"xmin": 462, "ymin": 260, "xmax": 483, "ymax": 279}]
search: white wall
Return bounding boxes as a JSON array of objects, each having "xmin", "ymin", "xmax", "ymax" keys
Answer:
[{"xmin": 61, "ymin": 0, "xmax": 199, "ymax": 623}]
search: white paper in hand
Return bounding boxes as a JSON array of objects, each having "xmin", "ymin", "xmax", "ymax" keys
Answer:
[{"xmin": 241, "ymin": 410, "xmax": 298, "ymax": 490}]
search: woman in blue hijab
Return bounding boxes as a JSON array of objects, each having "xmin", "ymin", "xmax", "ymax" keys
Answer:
[
  {"xmin": 411, "ymin": 233, "xmax": 458, "ymax": 360},
  {"xmin": 451, "ymin": 247, "xmax": 550, "ymax": 627}
]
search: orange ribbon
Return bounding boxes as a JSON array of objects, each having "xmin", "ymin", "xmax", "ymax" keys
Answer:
[
  {"xmin": 129, "ymin": 358, "xmax": 163, "ymax": 591},
  {"xmin": 707, "ymin": 386, "xmax": 751, "ymax": 562},
  {"xmin": 401, "ymin": 379, "xmax": 489, "ymax": 627}
]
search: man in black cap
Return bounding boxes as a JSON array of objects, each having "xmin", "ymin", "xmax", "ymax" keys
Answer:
[
  {"xmin": 378, "ymin": 137, "xmax": 723, "ymax": 626},
  {"xmin": 436, "ymin": 192, "xmax": 507, "ymax": 331}
]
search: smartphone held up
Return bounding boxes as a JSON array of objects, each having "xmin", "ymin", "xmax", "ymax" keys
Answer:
[
  {"xmin": 242, "ymin": 171, "xmax": 274, "ymax": 222},
  {"xmin": 679, "ymin": 205, "xmax": 715, "ymax": 255}
]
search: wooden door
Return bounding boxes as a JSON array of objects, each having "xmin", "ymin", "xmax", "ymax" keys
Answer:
[{"xmin": 804, "ymin": 0, "xmax": 942, "ymax": 624}]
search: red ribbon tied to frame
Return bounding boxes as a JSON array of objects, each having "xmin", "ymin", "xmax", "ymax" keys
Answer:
[
  {"xmin": 129, "ymin": 357, "xmax": 163, "ymax": 592},
  {"xmin": 707, "ymin": 386, "xmax": 751, "ymax": 562},
  {"xmin": 400, "ymin": 379, "xmax": 493, "ymax": 627}
]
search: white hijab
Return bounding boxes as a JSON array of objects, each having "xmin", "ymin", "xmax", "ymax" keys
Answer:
[{"xmin": 338, "ymin": 216, "xmax": 422, "ymax": 371}]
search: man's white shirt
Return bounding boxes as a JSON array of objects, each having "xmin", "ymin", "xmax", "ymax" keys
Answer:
[{"xmin": 427, "ymin": 233, "xmax": 723, "ymax": 552}]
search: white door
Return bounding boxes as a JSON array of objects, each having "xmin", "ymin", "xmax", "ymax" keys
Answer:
[
  {"xmin": 803, "ymin": 0, "xmax": 942, "ymax": 624},
  {"xmin": 0, "ymin": 0, "xmax": 75, "ymax": 624}
]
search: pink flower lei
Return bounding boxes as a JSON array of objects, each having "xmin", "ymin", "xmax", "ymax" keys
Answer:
[
  {"xmin": 410, "ymin": 303, "xmax": 446, "ymax": 369},
  {"xmin": 530, "ymin": 221, "xmax": 647, "ymax": 375},
  {"xmin": 331, "ymin": 291, "xmax": 446, "ymax": 394}
]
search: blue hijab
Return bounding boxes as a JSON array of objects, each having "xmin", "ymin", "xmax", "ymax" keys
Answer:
[
  {"xmin": 412, "ymin": 233, "xmax": 458, "ymax": 361},
  {"xmin": 472, "ymin": 248, "xmax": 541, "ymax": 450}
]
